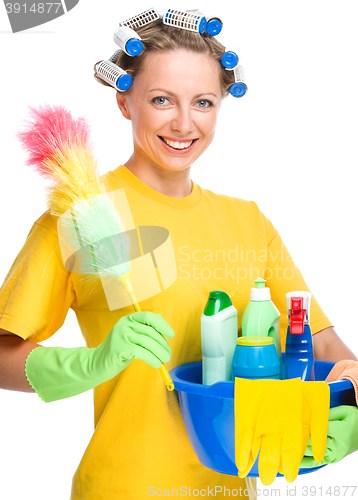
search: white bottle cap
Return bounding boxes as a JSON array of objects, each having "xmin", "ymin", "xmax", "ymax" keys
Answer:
[{"xmin": 250, "ymin": 278, "xmax": 271, "ymax": 301}]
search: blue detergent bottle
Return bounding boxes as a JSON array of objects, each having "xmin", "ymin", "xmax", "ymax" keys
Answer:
[
  {"xmin": 285, "ymin": 291, "xmax": 315, "ymax": 381},
  {"xmin": 231, "ymin": 336, "xmax": 280, "ymax": 380}
]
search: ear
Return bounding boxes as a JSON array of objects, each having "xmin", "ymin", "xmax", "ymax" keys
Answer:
[{"xmin": 116, "ymin": 92, "xmax": 131, "ymax": 120}]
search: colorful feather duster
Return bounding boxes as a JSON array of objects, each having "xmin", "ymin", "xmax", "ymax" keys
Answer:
[
  {"xmin": 17, "ymin": 104, "xmax": 174, "ymax": 391},
  {"xmin": 18, "ymin": 104, "xmax": 105, "ymax": 214},
  {"xmin": 18, "ymin": 104, "xmax": 131, "ymax": 280}
]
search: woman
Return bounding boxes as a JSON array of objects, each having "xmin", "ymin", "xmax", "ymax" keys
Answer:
[{"xmin": 0, "ymin": 12, "xmax": 356, "ymax": 500}]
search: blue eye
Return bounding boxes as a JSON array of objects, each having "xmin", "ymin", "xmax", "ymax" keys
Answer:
[
  {"xmin": 197, "ymin": 99, "xmax": 214, "ymax": 108},
  {"xmin": 152, "ymin": 96, "xmax": 170, "ymax": 106}
]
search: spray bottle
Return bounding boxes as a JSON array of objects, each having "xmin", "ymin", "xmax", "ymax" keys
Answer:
[
  {"xmin": 241, "ymin": 278, "xmax": 282, "ymax": 378},
  {"xmin": 201, "ymin": 291, "xmax": 238, "ymax": 385},
  {"xmin": 285, "ymin": 291, "xmax": 315, "ymax": 381}
]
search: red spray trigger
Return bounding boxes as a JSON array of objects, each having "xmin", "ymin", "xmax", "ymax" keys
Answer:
[{"xmin": 290, "ymin": 297, "xmax": 305, "ymax": 334}]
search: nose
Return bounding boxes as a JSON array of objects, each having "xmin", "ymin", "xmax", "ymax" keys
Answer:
[{"xmin": 171, "ymin": 104, "xmax": 194, "ymax": 136}]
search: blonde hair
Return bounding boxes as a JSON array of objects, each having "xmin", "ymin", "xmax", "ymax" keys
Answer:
[{"xmin": 95, "ymin": 19, "xmax": 235, "ymax": 97}]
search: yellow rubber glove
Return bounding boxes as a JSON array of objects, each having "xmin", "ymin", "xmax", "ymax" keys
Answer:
[
  {"xmin": 235, "ymin": 378, "xmax": 330, "ymax": 486},
  {"xmin": 235, "ymin": 378, "xmax": 303, "ymax": 484},
  {"xmin": 234, "ymin": 378, "xmax": 270, "ymax": 475},
  {"xmin": 277, "ymin": 381, "xmax": 329, "ymax": 479},
  {"xmin": 252, "ymin": 378, "xmax": 303, "ymax": 485},
  {"xmin": 301, "ymin": 381, "xmax": 330, "ymax": 463}
]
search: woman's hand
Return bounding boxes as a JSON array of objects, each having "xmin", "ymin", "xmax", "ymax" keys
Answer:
[
  {"xmin": 95, "ymin": 311, "xmax": 175, "ymax": 372},
  {"xmin": 301, "ymin": 405, "xmax": 358, "ymax": 468},
  {"xmin": 25, "ymin": 312, "xmax": 175, "ymax": 403}
]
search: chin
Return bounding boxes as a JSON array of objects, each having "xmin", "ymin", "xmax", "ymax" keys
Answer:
[
  {"xmin": 161, "ymin": 161, "xmax": 193, "ymax": 171},
  {"xmin": 153, "ymin": 155, "xmax": 193, "ymax": 171}
]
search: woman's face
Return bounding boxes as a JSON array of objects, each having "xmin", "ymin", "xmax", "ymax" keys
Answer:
[{"xmin": 117, "ymin": 49, "xmax": 223, "ymax": 173}]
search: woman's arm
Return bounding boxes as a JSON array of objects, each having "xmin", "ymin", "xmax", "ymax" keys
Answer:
[
  {"xmin": 0, "ymin": 329, "xmax": 38, "ymax": 392},
  {"xmin": 313, "ymin": 327, "xmax": 358, "ymax": 363}
]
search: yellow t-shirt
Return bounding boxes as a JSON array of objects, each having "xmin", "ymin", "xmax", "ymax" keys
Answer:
[{"xmin": 0, "ymin": 165, "xmax": 332, "ymax": 499}]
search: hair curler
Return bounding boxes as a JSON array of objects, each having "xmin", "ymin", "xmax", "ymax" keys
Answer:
[
  {"xmin": 108, "ymin": 49, "xmax": 121, "ymax": 63},
  {"xmin": 95, "ymin": 60, "xmax": 133, "ymax": 92},
  {"xmin": 205, "ymin": 17, "xmax": 223, "ymax": 36},
  {"xmin": 122, "ymin": 7, "xmax": 161, "ymax": 29},
  {"xmin": 162, "ymin": 8, "xmax": 207, "ymax": 34},
  {"xmin": 221, "ymin": 50, "xmax": 239, "ymax": 69},
  {"xmin": 187, "ymin": 9, "xmax": 223, "ymax": 36},
  {"xmin": 229, "ymin": 65, "xmax": 247, "ymax": 98},
  {"xmin": 114, "ymin": 25, "xmax": 144, "ymax": 57}
]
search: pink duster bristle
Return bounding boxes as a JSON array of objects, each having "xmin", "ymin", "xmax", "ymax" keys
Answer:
[{"xmin": 17, "ymin": 104, "xmax": 91, "ymax": 177}]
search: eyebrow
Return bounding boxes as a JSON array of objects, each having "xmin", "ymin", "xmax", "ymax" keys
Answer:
[{"xmin": 148, "ymin": 88, "xmax": 218, "ymax": 99}]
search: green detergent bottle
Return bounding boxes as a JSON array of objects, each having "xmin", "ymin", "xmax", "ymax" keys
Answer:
[
  {"xmin": 242, "ymin": 278, "xmax": 282, "ymax": 378},
  {"xmin": 201, "ymin": 291, "xmax": 238, "ymax": 385}
]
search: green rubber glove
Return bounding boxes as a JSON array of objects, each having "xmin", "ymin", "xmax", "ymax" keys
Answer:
[
  {"xmin": 300, "ymin": 405, "xmax": 358, "ymax": 468},
  {"xmin": 25, "ymin": 312, "xmax": 175, "ymax": 403}
]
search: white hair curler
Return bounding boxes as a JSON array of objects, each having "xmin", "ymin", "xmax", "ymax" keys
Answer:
[
  {"xmin": 114, "ymin": 25, "xmax": 144, "ymax": 57},
  {"xmin": 108, "ymin": 49, "xmax": 121, "ymax": 63},
  {"xmin": 162, "ymin": 8, "xmax": 207, "ymax": 34},
  {"xmin": 96, "ymin": 7, "xmax": 247, "ymax": 99},
  {"xmin": 95, "ymin": 60, "xmax": 133, "ymax": 92},
  {"xmin": 122, "ymin": 7, "xmax": 161, "ymax": 29},
  {"xmin": 187, "ymin": 9, "xmax": 223, "ymax": 36},
  {"xmin": 229, "ymin": 65, "xmax": 247, "ymax": 98}
]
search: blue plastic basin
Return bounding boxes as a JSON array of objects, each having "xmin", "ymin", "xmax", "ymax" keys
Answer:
[{"xmin": 169, "ymin": 356, "xmax": 356, "ymax": 477}]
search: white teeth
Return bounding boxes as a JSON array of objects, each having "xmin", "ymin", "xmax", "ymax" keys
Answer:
[{"xmin": 162, "ymin": 137, "xmax": 194, "ymax": 149}]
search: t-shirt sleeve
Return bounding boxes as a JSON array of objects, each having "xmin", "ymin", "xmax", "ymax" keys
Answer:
[
  {"xmin": 258, "ymin": 208, "xmax": 333, "ymax": 343},
  {"xmin": 0, "ymin": 217, "xmax": 76, "ymax": 343}
]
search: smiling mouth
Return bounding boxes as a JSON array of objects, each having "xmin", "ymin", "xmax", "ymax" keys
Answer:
[{"xmin": 159, "ymin": 136, "xmax": 197, "ymax": 151}]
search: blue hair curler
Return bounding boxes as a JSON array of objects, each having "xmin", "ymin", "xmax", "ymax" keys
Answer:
[
  {"xmin": 187, "ymin": 9, "xmax": 223, "ymax": 36},
  {"xmin": 221, "ymin": 50, "xmax": 239, "ymax": 69},
  {"xmin": 229, "ymin": 65, "xmax": 247, "ymax": 98},
  {"xmin": 114, "ymin": 25, "xmax": 144, "ymax": 57},
  {"xmin": 163, "ymin": 9, "xmax": 207, "ymax": 34},
  {"xmin": 206, "ymin": 18, "xmax": 223, "ymax": 36},
  {"xmin": 95, "ymin": 60, "xmax": 133, "ymax": 92}
]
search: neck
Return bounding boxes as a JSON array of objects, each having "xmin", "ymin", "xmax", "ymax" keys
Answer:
[{"xmin": 124, "ymin": 155, "xmax": 193, "ymax": 198}]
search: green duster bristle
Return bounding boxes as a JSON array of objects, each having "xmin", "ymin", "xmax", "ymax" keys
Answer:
[{"xmin": 60, "ymin": 193, "xmax": 131, "ymax": 280}]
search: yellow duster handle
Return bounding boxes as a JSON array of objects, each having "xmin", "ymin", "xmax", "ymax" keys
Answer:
[{"xmin": 119, "ymin": 274, "xmax": 174, "ymax": 391}]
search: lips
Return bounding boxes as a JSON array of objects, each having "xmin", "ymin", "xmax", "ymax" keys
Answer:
[{"xmin": 159, "ymin": 136, "xmax": 197, "ymax": 153}]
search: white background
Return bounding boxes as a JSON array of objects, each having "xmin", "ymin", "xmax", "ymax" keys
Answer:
[{"xmin": 0, "ymin": 0, "xmax": 357, "ymax": 498}]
